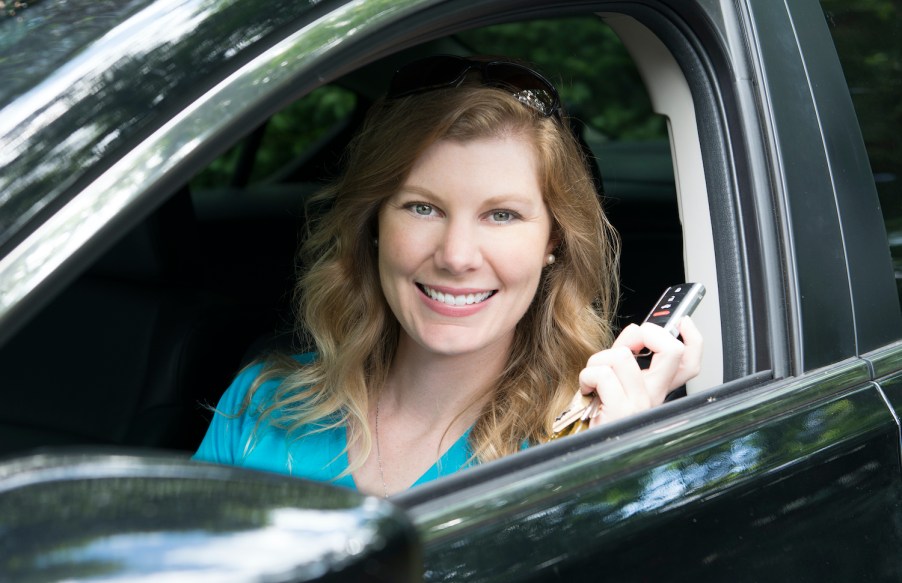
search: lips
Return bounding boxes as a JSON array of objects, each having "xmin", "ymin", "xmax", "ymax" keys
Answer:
[{"xmin": 417, "ymin": 283, "xmax": 497, "ymax": 306}]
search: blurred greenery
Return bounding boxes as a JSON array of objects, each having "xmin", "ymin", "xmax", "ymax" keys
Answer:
[
  {"xmin": 192, "ymin": 85, "xmax": 356, "ymax": 189},
  {"xmin": 258, "ymin": 87, "xmax": 355, "ymax": 177},
  {"xmin": 193, "ymin": 15, "xmax": 664, "ymax": 190},
  {"xmin": 457, "ymin": 17, "xmax": 665, "ymax": 140}
]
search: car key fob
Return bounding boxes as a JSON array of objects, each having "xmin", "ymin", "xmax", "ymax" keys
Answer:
[
  {"xmin": 641, "ymin": 282, "xmax": 706, "ymax": 339},
  {"xmin": 547, "ymin": 283, "xmax": 705, "ymax": 441}
]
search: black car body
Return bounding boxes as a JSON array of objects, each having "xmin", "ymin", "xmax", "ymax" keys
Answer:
[{"xmin": 1, "ymin": 0, "xmax": 901, "ymax": 580}]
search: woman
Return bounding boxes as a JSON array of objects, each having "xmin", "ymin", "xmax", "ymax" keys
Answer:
[{"xmin": 194, "ymin": 55, "xmax": 702, "ymax": 496}]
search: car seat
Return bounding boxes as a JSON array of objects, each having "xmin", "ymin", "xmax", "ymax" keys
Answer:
[{"xmin": 0, "ymin": 190, "xmax": 268, "ymax": 457}]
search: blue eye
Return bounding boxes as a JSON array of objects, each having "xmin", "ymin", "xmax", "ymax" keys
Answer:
[
  {"xmin": 414, "ymin": 203, "xmax": 433, "ymax": 215},
  {"xmin": 491, "ymin": 210, "xmax": 519, "ymax": 223}
]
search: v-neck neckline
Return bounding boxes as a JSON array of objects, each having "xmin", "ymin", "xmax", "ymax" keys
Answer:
[{"xmin": 340, "ymin": 425, "xmax": 473, "ymax": 492}]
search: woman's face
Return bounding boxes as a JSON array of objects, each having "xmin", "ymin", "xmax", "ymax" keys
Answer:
[{"xmin": 377, "ymin": 134, "xmax": 554, "ymax": 360}]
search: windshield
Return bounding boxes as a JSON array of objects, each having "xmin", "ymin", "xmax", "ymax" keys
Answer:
[
  {"xmin": 0, "ymin": 0, "xmax": 155, "ymax": 105},
  {"xmin": 0, "ymin": 0, "xmax": 319, "ymax": 255}
]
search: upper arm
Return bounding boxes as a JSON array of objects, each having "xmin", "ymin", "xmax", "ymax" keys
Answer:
[{"xmin": 193, "ymin": 363, "xmax": 264, "ymax": 465}]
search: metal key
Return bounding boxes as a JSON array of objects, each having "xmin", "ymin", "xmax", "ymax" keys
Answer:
[{"xmin": 549, "ymin": 390, "xmax": 601, "ymax": 440}]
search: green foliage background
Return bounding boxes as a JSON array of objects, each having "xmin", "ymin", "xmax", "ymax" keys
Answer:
[
  {"xmin": 193, "ymin": 85, "xmax": 357, "ymax": 189},
  {"xmin": 457, "ymin": 17, "xmax": 665, "ymax": 140},
  {"xmin": 193, "ymin": 16, "xmax": 665, "ymax": 190}
]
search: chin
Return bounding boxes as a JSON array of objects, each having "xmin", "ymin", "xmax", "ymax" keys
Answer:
[
  {"xmin": 420, "ymin": 339, "xmax": 485, "ymax": 357},
  {"xmin": 415, "ymin": 329, "xmax": 509, "ymax": 359}
]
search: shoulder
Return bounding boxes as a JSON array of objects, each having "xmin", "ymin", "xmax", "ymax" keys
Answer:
[
  {"xmin": 193, "ymin": 353, "xmax": 318, "ymax": 466},
  {"xmin": 217, "ymin": 352, "xmax": 318, "ymax": 415}
]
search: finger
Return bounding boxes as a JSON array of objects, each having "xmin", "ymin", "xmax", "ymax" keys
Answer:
[
  {"xmin": 611, "ymin": 323, "xmax": 684, "ymax": 374},
  {"xmin": 670, "ymin": 316, "xmax": 703, "ymax": 387},
  {"xmin": 579, "ymin": 365, "xmax": 636, "ymax": 427},
  {"xmin": 615, "ymin": 322, "xmax": 684, "ymax": 372},
  {"xmin": 617, "ymin": 321, "xmax": 684, "ymax": 356},
  {"xmin": 596, "ymin": 327, "xmax": 682, "ymax": 404},
  {"xmin": 609, "ymin": 323, "xmax": 645, "ymax": 355},
  {"xmin": 586, "ymin": 347, "xmax": 651, "ymax": 410},
  {"xmin": 616, "ymin": 322, "xmax": 685, "ymax": 402},
  {"xmin": 585, "ymin": 345, "xmax": 635, "ymax": 368}
]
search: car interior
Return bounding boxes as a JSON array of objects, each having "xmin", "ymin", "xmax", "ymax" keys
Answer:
[{"xmin": 0, "ymin": 14, "xmax": 724, "ymax": 460}]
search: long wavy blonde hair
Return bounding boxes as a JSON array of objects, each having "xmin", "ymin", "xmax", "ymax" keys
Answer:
[{"xmin": 244, "ymin": 82, "xmax": 619, "ymax": 472}]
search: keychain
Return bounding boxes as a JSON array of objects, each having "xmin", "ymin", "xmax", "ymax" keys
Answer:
[
  {"xmin": 546, "ymin": 283, "xmax": 706, "ymax": 442},
  {"xmin": 548, "ymin": 390, "xmax": 601, "ymax": 440}
]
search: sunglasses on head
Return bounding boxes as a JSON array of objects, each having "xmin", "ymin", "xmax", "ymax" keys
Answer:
[{"xmin": 387, "ymin": 55, "xmax": 562, "ymax": 119}]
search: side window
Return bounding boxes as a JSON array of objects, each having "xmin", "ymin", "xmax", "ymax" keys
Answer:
[
  {"xmin": 457, "ymin": 18, "xmax": 666, "ymax": 140},
  {"xmin": 821, "ymin": 1, "xmax": 902, "ymax": 302},
  {"xmin": 193, "ymin": 85, "xmax": 357, "ymax": 189}
]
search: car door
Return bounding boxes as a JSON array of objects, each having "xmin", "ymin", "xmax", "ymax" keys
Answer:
[{"xmin": 825, "ymin": 4, "xmax": 902, "ymax": 570}]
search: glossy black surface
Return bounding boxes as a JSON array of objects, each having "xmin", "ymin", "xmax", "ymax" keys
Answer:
[
  {"xmin": 401, "ymin": 363, "xmax": 902, "ymax": 581},
  {"xmin": 0, "ymin": 452, "xmax": 421, "ymax": 582},
  {"xmin": 0, "ymin": 0, "xmax": 321, "ymax": 251}
]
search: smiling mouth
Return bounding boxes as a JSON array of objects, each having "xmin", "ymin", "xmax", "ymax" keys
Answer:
[{"xmin": 417, "ymin": 284, "xmax": 497, "ymax": 306}]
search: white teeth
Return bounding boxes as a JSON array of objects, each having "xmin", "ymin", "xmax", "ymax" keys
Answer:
[{"xmin": 422, "ymin": 285, "xmax": 493, "ymax": 306}]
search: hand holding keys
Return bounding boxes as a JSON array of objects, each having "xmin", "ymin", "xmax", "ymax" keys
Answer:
[{"xmin": 547, "ymin": 283, "xmax": 705, "ymax": 441}]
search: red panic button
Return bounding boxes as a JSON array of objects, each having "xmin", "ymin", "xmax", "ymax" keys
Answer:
[{"xmin": 652, "ymin": 310, "xmax": 671, "ymax": 317}]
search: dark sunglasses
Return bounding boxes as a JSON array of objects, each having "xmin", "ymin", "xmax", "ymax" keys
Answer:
[{"xmin": 387, "ymin": 55, "xmax": 562, "ymax": 119}]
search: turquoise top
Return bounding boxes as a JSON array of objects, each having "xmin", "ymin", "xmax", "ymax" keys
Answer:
[{"xmin": 193, "ymin": 355, "xmax": 474, "ymax": 490}]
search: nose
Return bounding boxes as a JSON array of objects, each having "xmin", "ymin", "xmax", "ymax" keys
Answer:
[{"xmin": 434, "ymin": 218, "xmax": 483, "ymax": 273}]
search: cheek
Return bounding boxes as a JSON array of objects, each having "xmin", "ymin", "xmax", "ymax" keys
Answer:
[
  {"xmin": 489, "ymin": 237, "xmax": 548, "ymax": 287},
  {"xmin": 378, "ymin": 217, "xmax": 427, "ymax": 277}
]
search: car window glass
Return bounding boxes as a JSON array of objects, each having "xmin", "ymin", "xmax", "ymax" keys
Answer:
[
  {"xmin": 0, "ymin": 0, "xmax": 155, "ymax": 105},
  {"xmin": 456, "ymin": 17, "xmax": 666, "ymax": 141},
  {"xmin": 821, "ymin": 1, "xmax": 902, "ymax": 302},
  {"xmin": 0, "ymin": 0, "xmax": 323, "ymax": 254},
  {"xmin": 192, "ymin": 85, "xmax": 357, "ymax": 189}
]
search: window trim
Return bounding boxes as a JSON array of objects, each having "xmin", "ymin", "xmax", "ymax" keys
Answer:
[{"xmin": 603, "ymin": 12, "xmax": 723, "ymax": 390}]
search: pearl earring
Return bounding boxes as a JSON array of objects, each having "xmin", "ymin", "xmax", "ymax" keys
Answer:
[
  {"xmin": 373, "ymin": 238, "xmax": 379, "ymax": 247},
  {"xmin": 546, "ymin": 254, "xmax": 556, "ymax": 265}
]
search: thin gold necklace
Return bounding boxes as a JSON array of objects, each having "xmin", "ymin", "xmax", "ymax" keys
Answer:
[{"xmin": 374, "ymin": 395, "xmax": 389, "ymax": 498}]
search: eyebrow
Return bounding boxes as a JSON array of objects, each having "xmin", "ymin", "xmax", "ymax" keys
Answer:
[
  {"xmin": 482, "ymin": 194, "xmax": 540, "ymax": 208},
  {"xmin": 396, "ymin": 185, "xmax": 434, "ymax": 198},
  {"xmin": 398, "ymin": 185, "xmax": 540, "ymax": 209}
]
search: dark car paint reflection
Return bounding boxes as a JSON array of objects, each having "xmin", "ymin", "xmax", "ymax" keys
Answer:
[{"xmin": 412, "ymin": 381, "xmax": 902, "ymax": 582}]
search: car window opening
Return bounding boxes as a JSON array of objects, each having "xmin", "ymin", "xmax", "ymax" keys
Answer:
[{"xmin": 0, "ymin": 12, "xmax": 726, "ymax": 484}]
